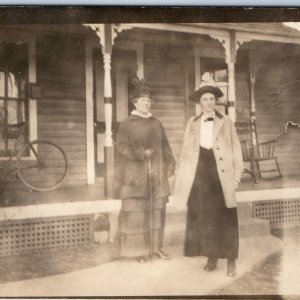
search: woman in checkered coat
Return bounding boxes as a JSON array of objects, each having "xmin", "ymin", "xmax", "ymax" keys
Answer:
[{"xmin": 173, "ymin": 78, "xmax": 244, "ymax": 277}]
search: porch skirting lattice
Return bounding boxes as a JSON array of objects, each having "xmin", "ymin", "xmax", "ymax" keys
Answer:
[
  {"xmin": 0, "ymin": 215, "xmax": 94, "ymax": 257},
  {"xmin": 253, "ymin": 199, "xmax": 300, "ymax": 226}
]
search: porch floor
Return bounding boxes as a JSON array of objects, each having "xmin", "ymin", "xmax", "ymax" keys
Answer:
[
  {"xmin": 1, "ymin": 176, "xmax": 300, "ymax": 208},
  {"xmin": 239, "ymin": 175, "xmax": 300, "ymax": 191},
  {"xmin": 0, "ymin": 182, "xmax": 105, "ymax": 207}
]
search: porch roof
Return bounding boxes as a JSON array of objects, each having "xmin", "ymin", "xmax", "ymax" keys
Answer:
[
  {"xmin": 4, "ymin": 22, "xmax": 300, "ymax": 39},
  {"xmin": 187, "ymin": 23, "xmax": 300, "ymax": 37}
]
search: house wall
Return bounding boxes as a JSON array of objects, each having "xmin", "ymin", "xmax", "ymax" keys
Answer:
[
  {"xmin": 36, "ymin": 34, "xmax": 87, "ymax": 187},
  {"xmin": 234, "ymin": 49, "xmax": 300, "ymax": 177},
  {"xmin": 235, "ymin": 51, "xmax": 251, "ymax": 122},
  {"xmin": 254, "ymin": 55, "xmax": 300, "ymax": 176},
  {"xmin": 144, "ymin": 44, "xmax": 188, "ymax": 162}
]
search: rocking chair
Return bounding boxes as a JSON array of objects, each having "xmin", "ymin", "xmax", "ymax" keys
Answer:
[{"xmin": 235, "ymin": 121, "xmax": 282, "ymax": 182}]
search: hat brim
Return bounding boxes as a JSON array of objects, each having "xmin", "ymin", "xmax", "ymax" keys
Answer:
[
  {"xmin": 130, "ymin": 92, "xmax": 153, "ymax": 103},
  {"xmin": 189, "ymin": 86, "xmax": 224, "ymax": 102}
]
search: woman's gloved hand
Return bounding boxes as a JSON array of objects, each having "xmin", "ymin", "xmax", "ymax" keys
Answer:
[{"xmin": 144, "ymin": 149, "xmax": 155, "ymax": 159}]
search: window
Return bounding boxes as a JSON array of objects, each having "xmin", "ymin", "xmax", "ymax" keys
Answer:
[{"xmin": 0, "ymin": 42, "xmax": 28, "ymax": 156}]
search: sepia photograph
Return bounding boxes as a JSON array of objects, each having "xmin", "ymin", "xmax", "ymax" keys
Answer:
[{"xmin": 0, "ymin": 6, "xmax": 300, "ymax": 298}]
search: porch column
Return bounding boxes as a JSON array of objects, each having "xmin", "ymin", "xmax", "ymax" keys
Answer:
[
  {"xmin": 227, "ymin": 31, "xmax": 237, "ymax": 122},
  {"xmin": 28, "ymin": 36, "xmax": 38, "ymax": 152},
  {"xmin": 85, "ymin": 37, "xmax": 95, "ymax": 184},
  {"xmin": 103, "ymin": 24, "xmax": 114, "ymax": 197},
  {"xmin": 194, "ymin": 45, "xmax": 201, "ymax": 116},
  {"xmin": 136, "ymin": 42, "xmax": 144, "ymax": 79},
  {"xmin": 249, "ymin": 62, "xmax": 257, "ymax": 145}
]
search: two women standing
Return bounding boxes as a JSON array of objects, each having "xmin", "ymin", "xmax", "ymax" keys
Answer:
[{"xmin": 115, "ymin": 75, "xmax": 244, "ymax": 277}]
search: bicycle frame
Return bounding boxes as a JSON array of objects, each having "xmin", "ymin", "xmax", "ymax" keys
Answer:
[
  {"xmin": 1, "ymin": 121, "xmax": 68, "ymax": 192},
  {"xmin": 0, "ymin": 123, "xmax": 39, "ymax": 182}
]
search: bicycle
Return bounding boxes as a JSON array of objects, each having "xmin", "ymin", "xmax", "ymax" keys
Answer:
[{"xmin": 0, "ymin": 122, "xmax": 68, "ymax": 193}]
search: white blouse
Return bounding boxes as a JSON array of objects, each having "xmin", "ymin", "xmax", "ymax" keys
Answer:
[{"xmin": 200, "ymin": 114, "xmax": 215, "ymax": 149}]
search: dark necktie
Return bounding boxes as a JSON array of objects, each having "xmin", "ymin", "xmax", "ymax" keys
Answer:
[{"xmin": 204, "ymin": 117, "xmax": 214, "ymax": 122}]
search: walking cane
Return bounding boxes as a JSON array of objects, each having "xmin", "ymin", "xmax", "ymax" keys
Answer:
[{"xmin": 147, "ymin": 157, "xmax": 154, "ymax": 259}]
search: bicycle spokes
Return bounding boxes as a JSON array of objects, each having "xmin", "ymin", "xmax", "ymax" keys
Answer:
[{"xmin": 16, "ymin": 141, "xmax": 68, "ymax": 191}]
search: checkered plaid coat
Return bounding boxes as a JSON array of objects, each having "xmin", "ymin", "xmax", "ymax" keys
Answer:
[{"xmin": 173, "ymin": 112, "xmax": 244, "ymax": 209}]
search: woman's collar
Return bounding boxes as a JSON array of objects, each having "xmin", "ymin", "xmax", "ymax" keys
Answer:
[
  {"xmin": 193, "ymin": 110, "xmax": 223, "ymax": 121},
  {"xmin": 201, "ymin": 111, "xmax": 216, "ymax": 120},
  {"xmin": 131, "ymin": 109, "xmax": 153, "ymax": 119}
]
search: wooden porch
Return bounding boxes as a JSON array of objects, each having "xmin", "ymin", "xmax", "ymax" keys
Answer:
[
  {"xmin": 0, "ymin": 181, "xmax": 106, "ymax": 207},
  {"xmin": 240, "ymin": 175, "xmax": 300, "ymax": 192},
  {"xmin": 1, "ymin": 175, "xmax": 300, "ymax": 208},
  {"xmin": 0, "ymin": 174, "xmax": 298, "ymax": 257}
]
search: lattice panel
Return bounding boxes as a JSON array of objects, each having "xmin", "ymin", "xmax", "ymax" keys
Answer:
[
  {"xmin": 0, "ymin": 215, "xmax": 94, "ymax": 257},
  {"xmin": 253, "ymin": 199, "xmax": 300, "ymax": 226}
]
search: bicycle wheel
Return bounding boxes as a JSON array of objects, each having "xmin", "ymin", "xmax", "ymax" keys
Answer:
[{"xmin": 16, "ymin": 140, "xmax": 68, "ymax": 191}]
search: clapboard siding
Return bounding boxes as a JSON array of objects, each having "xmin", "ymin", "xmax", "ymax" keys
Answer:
[
  {"xmin": 188, "ymin": 102, "xmax": 196, "ymax": 119},
  {"xmin": 37, "ymin": 130, "xmax": 85, "ymax": 138},
  {"xmin": 235, "ymin": 54, "xmax": 251, "ymax": 122},
  {"xmin": 254, "ymin": 56, "xmax": 300, "ymax": 176},
  {"xmin": 38, "ymin": 123, "xmax": 86, "ymax": 131},
  {"xmin": 38, "ymin": 115, "xmax": 86, "ymax": 123},
  {"xmin": 36, "ymin": 34, "xmax": 87, "ymax": 187},
  {"xmin": 39, "ymin": 99, "xmax": 85, "ymax": 110},
  {"xmin": 236, "ymin": 80, "xmax": 251, "ymax": 121},
  {"xmin": 38, "ymin": 107, "xmax": 85, "ymax": 116},
  {"xmin": 150, "ymin": 82, "xmax": 186, "ymax": 162},
  {"xmin": 41, "ymin": 90, "xmax": 85, "ymax": 100},
  {"xmin": 144, "ymin": 44, "xmax": 188, "ymax": 164}
]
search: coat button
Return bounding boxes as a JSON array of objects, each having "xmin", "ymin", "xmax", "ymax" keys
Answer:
[
  {"xmin": 216, "ymin": 147, "xmax": 220, "ymax": 150},
  {"xmin": 222, "ymin": 169, "xmax": 225, "ymax": 172},
  {"xmin": 219, "ymin": 157, "xmax": 223, "ymax": 161}
]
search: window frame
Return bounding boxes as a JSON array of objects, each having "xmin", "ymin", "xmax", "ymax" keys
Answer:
[{"xmin": 0, "ymin": 29, "xmax": 37, "ymax": 160}]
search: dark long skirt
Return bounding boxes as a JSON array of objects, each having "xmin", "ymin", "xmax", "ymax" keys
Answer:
[
  {"xmin": 117, "ymin": 197, "xmax": 167, "ymax": 258},
  {"xmin": 184, "ymin": 146, "xmax": 239, "ymax": 259}
]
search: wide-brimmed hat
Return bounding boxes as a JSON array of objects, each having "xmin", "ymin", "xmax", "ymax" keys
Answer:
[
  {"xmin": 189, "ymin": 78, "xmax": 224, "ymax": 102},
  {"xmin": 129, "ymin": 77, "xmax": 153, "ymax": 102}
]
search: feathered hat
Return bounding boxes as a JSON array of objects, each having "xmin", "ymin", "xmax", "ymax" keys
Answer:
[
  {"xmin": 129, "ymin": 77, "xmax": 153, "ymax": 102},
  {"xmin": 189, "ymin": 72, "xmax": 224, "ymax": 102}
]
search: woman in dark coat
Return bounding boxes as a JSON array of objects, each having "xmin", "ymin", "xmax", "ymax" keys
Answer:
[
  {"xmin": 115, "ymin": 77, "xmax": 176, "ymax": 263},
  {"xmin": 174, "ymin": 75, "xmax": 244, "ymax": 276}
]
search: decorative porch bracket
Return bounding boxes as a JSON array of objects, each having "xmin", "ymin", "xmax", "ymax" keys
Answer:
[
  {"xmin": 208, "ymin": 31, "xmax": 237, "ymax": 121},
  {"xmin": 207, "ymin": 31, "xmax": 257, "ymax": 123}
]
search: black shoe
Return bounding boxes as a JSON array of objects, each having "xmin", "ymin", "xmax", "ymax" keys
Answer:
[
  {"xmin": 227, "ymin": 259, "xmax": 236, "ymax": 277},
  {"xmin": 157, "ymin": 249, "xmax": 171, "ymax": 260},
  {"xmin": 204, "ymin": 257, "xmax": 218, "ymax": 272}
]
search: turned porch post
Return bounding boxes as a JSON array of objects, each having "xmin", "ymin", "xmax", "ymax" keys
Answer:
[
  {"xmin": 102, "ymin": 24, "xmax": 114, "ymax": 197},
  {"xmin": 194, "ymin": 46, "xmax": 201, "ymax": 116},
  {"xmin": 227, "ymin": 31, "xmax": 237, "ymax": 122},
  {"xmin": 249, "ymin": 58, "xmax": 257, "ymax": 146}
]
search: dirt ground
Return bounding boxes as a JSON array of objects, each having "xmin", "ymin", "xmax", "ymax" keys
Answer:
[
  {"xmin": 0, "ymin": 242, "xmax": 118, "ymax": 284},
  {"xmin": 216, "ymin": 226, "xmax": 300, "ymax": 296},
  {"xmin": 0, "ymin": 225, "xmax": 299, "ymax": 296}
]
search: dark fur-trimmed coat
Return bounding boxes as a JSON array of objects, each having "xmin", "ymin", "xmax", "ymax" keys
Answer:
[{"xmin": 114, "ymin": 114, "xmax": 176, "ymax": 200}]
